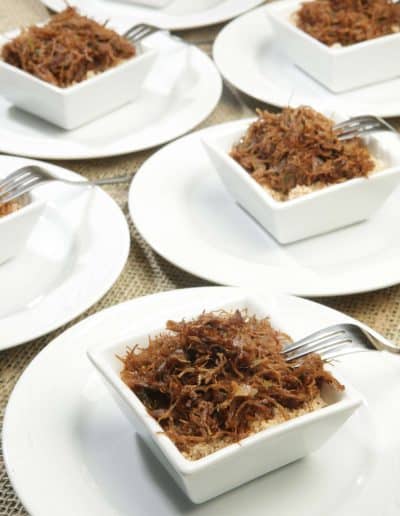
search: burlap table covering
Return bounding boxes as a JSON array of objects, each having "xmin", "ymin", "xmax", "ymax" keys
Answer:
[{"xmin": 1, "ymin": 1, "xmax": 399, "ymax": 514}]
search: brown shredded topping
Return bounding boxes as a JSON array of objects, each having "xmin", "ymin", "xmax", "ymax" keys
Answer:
[
  {"xmin": 296, "ymin": 0, "xmax": 400, "ymax": 46},
  {"xmin": 0, "ymin": 199, "xmax": 20, "ymax": 217},
  {"xmin": 230, "ymin": 106, "xmax": 374, "ymax": 198},
  {"xmin": 120, "ymin": 310, "xmax": 343, "ymax": 457},
  {"xmin": 1, "ymin": 7, "xmax": 136, "ymax": 88}
]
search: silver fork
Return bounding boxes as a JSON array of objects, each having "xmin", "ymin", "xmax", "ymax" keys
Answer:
[
  {"xmin": 123, "ymin": 23, "xmax": 160, "ymax": 44},
  {"xmin": 122, "ymin": 22, "xmax": 214, "ymax": 46},
  {"xmin": 282, "ymin": 323, "xmax": 399, "ymax": 362},
  {"xmin": 0, "ymin": 166, "xmax": 132, "ymax": 205},
  {"xmin": 334, "ymin": 115, "xmax": 398, "ymax": 141}
]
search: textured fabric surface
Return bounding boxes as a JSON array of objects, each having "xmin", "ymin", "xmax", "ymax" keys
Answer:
[{"xmin": 0, "ymin": 1, "xmax": 399, "ymax": 514}]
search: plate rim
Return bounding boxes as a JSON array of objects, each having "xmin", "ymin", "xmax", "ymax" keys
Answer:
[
  {"xmin": 128, "ymin": 121, "xmax": 400, "ymax": 297},
  {"xmin": 39, "ymin": 0, "xmax": 266, "ymax": 31},
  {"xmin": 213, "ymin": 3, "xmax": 400, "ymax": 118},
  {"xmin": 0, "ymin": 155, "xmax": 130, "ymax": 350},
  {"xmin": 2, "ymin": 285, "xmax": 396, "ymax": 516},
  {"xmin": 0, "ymin": 46, "xmax": 222, "ymax": 160}
]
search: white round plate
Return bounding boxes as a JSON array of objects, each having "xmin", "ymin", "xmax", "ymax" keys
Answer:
[
  {"xmin": 3, "ymin": 286, "xmax": 399, "ymax": 516},
  {"xmin": 0, "ymin": 40, "xmax": 221, "ymax": 160},
  {"xmin": 213, "ymin": 4, "xmax": 400, "ymax": 117},
  {"xmin": 0, "ymin": 155, "xmax": 129, "ymax": 350},
  {"xmin": 129, "ymin": 122, "xmax": 400, "ymax": 297},
  {"xmin": 41, "ymin": 0, "xmax": 265, "ymax": 31}
]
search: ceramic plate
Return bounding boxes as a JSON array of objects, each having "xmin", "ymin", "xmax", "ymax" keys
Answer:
[
  {"xmin": 3, "ymin": 286, "xmax": 399, "ymax": 515},
  {"xmin": 0, "ymin": 155, "xmax": 129, "ymax": 350},
  {"xmin": 129, "ymin": 122, "xmax": 400, "ymax": 297},
  {"xmin": 40, "ymin": 0, "xmax": 265, "ymax": 31},
  {"xmin": 213, "ymin": 4, "xmax": 400, "ymax": 117},
  {"xmin": 0, "ymin": 36, "xmax": 221, "ymax": 160}
]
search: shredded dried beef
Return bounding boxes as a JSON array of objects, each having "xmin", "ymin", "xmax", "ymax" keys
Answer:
[
  {"xmin": 0, "ymin": 199, "xmax": 19, "ymax": 216},
  {"xmin": 230, "ymin": 106, "xmax": 374, "ymax": 197},
  {"xmin": 296, "ymin": 0, "xmax": 400, "ymax": 46},
  {"xmin": 120, "ymin": 310, "xmax": 343, "ymax": 455},
  {"xmin": 2, "ymin": 7, "xmax": 136, "ymax": 88}
]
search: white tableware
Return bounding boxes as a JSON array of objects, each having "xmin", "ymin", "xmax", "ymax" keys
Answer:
[
  {"xmin": 126, "ymin": 0, "xmax": 172, "ymax": 7},
  {"xmin": 3, "ymin": 286, "xmax": 399, "ymax": 516},
  {"xmin": 213, "ymin": 5, "xmax": 400, "ymax": 117},
  {"xmin": 129, "ymin": 122, "xmax": 400, "ymax": 296},
  {"xmin": 0, "ymin": 155, "xmax": 129, "ymax": 351},
  {"xmin": 40, "ymin": 0, "xmax": 265, "ymax": 31},
  {"xmin": 267, "ymin": 0, "xmax": 400, "ymax": 92},
  {"xmin": 88, "ymin": 291, "xmax": 361, "ymax": 503},
  {"xmin": 202, "ymin": 115, "xmax": 400, "ymax": 243},
  {"xmin": 0, "ymin": 32, "xmax": 221, "ymax": 159},
  {"xmin": 0, "ymin": 26, "xmax": 157, "ymax": 129},
  {"xmin": 0, "ymin": 193, "xmax": 44, "ymax": 265},
  {"xmin": 121, "ymin": 0, "xmax": 221, "ymax": 8}
]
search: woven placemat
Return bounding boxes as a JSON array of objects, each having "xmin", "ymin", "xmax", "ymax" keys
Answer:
[{"xmin": 1, "ymin": 1, "xmax": 399, "ymax": 514}]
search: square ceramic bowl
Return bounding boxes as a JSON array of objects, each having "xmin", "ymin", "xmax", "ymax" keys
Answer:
[
  {"xmin": 0, "ymin": 192, "xmax": 44, "ymax": 265},
  {"xmin": 0, "ymin": 29, "xmax": 157, "ymax": 130},
  {"xmin": 88, "ymin": 293, "xmax": 362, "ymax": 503},
  {"xmin": 267, "ymin": 0, "xmax": 400, "ymax": 92},
  {"xmin": 202, "ymin": 113, "xmax": 400, "ymax": 244}
]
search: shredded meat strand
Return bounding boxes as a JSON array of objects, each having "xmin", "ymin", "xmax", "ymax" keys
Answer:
[
  {"xmin": 296, "ymin": 0, "xmax": 400, "ymax": 46},
  {"xmin": 120, "ymin": 310, "xmax": 343, "ymax": 456},
  {"xmin": 0, "ymin": 199, "xmax": 19, "ymax": 217},
  {"xmin": 230, "ymin": 106, "xmax": 374, "ymax": 197},
  {"xmin": 1, "ymin": 7, "xmax": 136, "ymax": 88}
]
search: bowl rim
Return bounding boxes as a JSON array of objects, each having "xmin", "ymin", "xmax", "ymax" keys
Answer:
[
  {"xmin": 87, "ymin": 293, "xmax": 363, "ymax": 476},
  {"xmin": 202, "ymin": 116, "xmax": 400, "ymax": 211},
  {"xmin": 0, "ymin": 193, "xmax": 44, "ymax": 226},
  {"xmin": 267, "ymin": 0, "xmax": 400, "ymax": 55},
  {"xmin": 0, "ymin": 26, "xmax": 157, "ymax": 96}
]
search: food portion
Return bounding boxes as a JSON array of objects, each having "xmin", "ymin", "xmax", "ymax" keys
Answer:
[
  {"xmin": 120, "ymin": 310, "xmax": 343, "ymax": 460},
  {"xmin": 295, "ymin": 0, "xmax": 400, "ymax": 47},
  {"xmin": 1, "ymin": 7, "xmax": 136, "ymax": 88},
  {"xmin": 0, "ymin": 199, "xmax": 20, "ymax": 217},
  {"xmin": 230, "ymin": 106, "xmax": 375, "ymax": 201}
]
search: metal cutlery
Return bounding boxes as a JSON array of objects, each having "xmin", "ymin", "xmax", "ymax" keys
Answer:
[
  {"xmin": 283, "ymin": 323, "xmax": 399, "ymax": 362},
  {"xmin": 334, "ymin": 115, "xmax": 398, "ymax": 141},
  {"xmin": 0, "ymin": 165, "xmax": 132, "ymax": 205}
]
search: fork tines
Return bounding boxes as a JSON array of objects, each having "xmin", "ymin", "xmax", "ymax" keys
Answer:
[
  {"xmin": 334, "ymin": 115, "xmax": 395, "ymax": 141},
  {"xmin": 123, "ymin": 23, "xmax": 159, "ymax": 44},
  {"xmin": 0, "ymin": 167, "xmax": 42, "ymax": 204}
]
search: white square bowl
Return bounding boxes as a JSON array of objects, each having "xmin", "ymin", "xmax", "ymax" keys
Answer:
[
  {"xmin": 88, "ymin": 293, "xmax": 362, "ymax": 504},
  {"xmin": 267, "ymin": 0, "xmax": 400, "ymax": 92},
  {"xmin": 0, "ymin": 192, "xmax": 44, "ymax": 265},
  {"xmin": 202, "ymin": 114, "xmax": 400, "ymax": 244},
  {"xmin": 0, "ymin": 30, "xmax": 157, "ymax": 130}
]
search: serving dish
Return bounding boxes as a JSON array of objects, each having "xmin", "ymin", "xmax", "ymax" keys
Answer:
[
  {"xmin": 0, "ymin": 31, "xmax": 221, "ymax": 159},
  {"xmin": 129, "ymin": 121, "xmax": 400, "ymax": 296},
  {"xmin": 213, "ymin": 5, "xmax": 400, "ymax": 117},
  {"xmin": 267, "ymin": 0, "xmax": 400, "ymax": 92},
  {"xmin": 88, "ymin": 292, "xmax": 361, "ymax": 502},
  {"xmin": 0, "ymin": 190, "xmax": 44, "ymax": 265},
  {"xmin": 202, "ymin": 110, "xmax": 400, "ymax": 243},
  {"xmin": 0, "ymin": 21, "xmax": 157, "ymax": 129},
  {"xmin": 3, "ymin": 287, "xmax": 398, "ymax": 516},
  {"xmin": 40, "ymin": 0, "xmax": 266, "ymax": 31},
  {"xmin": 0, "ymin": 154, "xmax": 129, "ymax": 351}
]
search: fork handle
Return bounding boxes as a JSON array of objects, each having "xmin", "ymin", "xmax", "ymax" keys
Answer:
[
  {"xmin": 61, "ymin": 175, "xmax": 133, "ymax": 186},
  {"xmin": 93, "ymin": 175, "xmax": 133, "ymax": 185}
]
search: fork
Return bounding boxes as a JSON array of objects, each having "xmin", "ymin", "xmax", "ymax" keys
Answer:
[
  {"xmin": 123, "ymin": 23, "xmax": 160, "ymax": 44},
  {"xmin": 334, "ymin": 115, "xmax": 398, "ymax": 141},
  {"xmin": 123, "ymin": 22, "xmax": 213, "ymax": 46},
  {"xmin": 282, "ymin": 323, "xmax": 400, "ymax": 362},
  {"xmin": 0, "ymin": 166, "xmax": 132, "ymax": 205}
]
